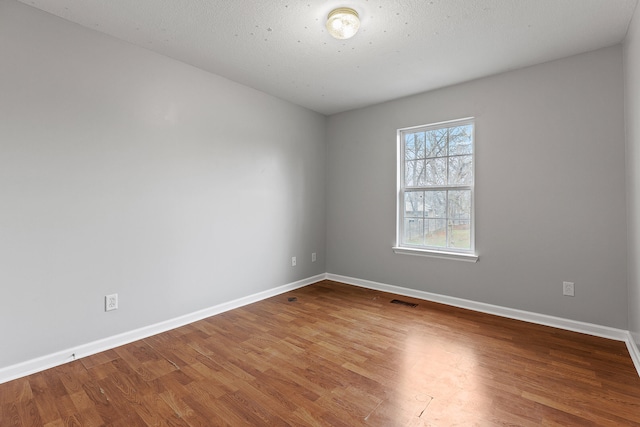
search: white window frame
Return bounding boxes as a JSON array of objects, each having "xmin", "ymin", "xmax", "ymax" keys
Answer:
[{"xmin": 393, "ymin": 117, "xmax": 478, "ymax": 262}]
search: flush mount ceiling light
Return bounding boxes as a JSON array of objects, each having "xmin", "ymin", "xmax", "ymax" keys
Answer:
[{"xmin": 326, "ymin": 7, "xmax": 360, "ymax": 40}]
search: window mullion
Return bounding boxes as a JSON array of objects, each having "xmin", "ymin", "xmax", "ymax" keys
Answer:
[{"xmin": 405, "ymin": 185, "xmax": 471, "ymax": 192}]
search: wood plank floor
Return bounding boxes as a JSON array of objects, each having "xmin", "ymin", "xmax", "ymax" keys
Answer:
[{"xmin": 2, "ymin": 280, "xmax": 640, "ymax": 426}]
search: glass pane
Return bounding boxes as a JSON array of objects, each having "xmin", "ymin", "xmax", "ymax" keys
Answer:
[
  {"xmin": 404, "ymin": 191, "xmax": 424, "ymax": 218},
  {"xmin": 448, "ymin": 125, "xmax": 473, "ymax": 155},
  {"xmin": 425, "ymin": 128, "xmax": 448, "ymax": 158},
  {"xmin": 405, "ymin": 160, "xmax": 426, "ymax": 186},
  {"xmin": 448, "ymin": 190, "xmax": 471, "ymax": 221},
  {"xmin": 448, "ymin": 155, "xmax": 473, "ymax": 185},
  {"xmin": 425, "ymin": 158, "xmax": 446, "ymax": 186},
  {"xmin": 404, "ymin": 133, "xmax": 425, "ymax": 160},
  {"xmin": 424, "ymin": 219, "xmax": 447, "ymax": 247},
  {"xmin": 403, "ymin": 218, "xmax": 424, "ymax": 245},
  {"xmin": 424, "ymin": 190, "xmax": 446, "ymax": 218},
  {"xmin": 449, "ymin": 220, "xmax": 471, "ymax": 249}
]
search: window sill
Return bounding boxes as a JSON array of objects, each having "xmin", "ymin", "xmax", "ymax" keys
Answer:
[{"xmin": 392, "ymin": 246, "xmax": 479, "ymax": 263}]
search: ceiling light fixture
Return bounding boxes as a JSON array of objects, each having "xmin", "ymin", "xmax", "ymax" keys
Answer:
[{"xmin": 326, "ymin": 7, "xmax": 360, "ymax": 40}]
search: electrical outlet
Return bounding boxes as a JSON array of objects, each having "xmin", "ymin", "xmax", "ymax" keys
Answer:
[
  {"xmin": 291, "ymin": 256, "xmax": 296, "ymax": 267},
  {"xmin": 562, "ymin": 282, "xmax": 575, "ymax": 297},
  {"xmin": 312, "ymin": 252, "xmax": 317, "ymax": 262},
  {"xmin": 105, "ymin": 293, "xmax": 118, "ymax": 311}
]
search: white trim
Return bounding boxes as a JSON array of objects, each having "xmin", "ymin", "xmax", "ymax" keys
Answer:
[
  {"xmin": 626, "ymin": 332, "xmax": 640, "ymax": 375},
  {"xmin": 0, "ymin": 274, "xmax": 325, "ymax": 385},
  {"xmin": 392, "ymin": 246, "xmax": 478, "ymax": 262},
  {"xmin": 399, "ymin": 117, "xmax": 476, "ymax": 133},
  {"xmin": 3, "ymin": 272, "xmax": 639, "ymax": 383},
  {"xmin": 326, "ymin": 273, "xmax": 633, "ymax": 343}
]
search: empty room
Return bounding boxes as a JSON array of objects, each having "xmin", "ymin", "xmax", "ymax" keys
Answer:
[{"xmin": 2, "ymin": 0, "xmax": 640, "ymax": 425}]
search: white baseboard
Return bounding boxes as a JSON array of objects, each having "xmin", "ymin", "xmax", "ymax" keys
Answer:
[
  {"xmin": 326, "ymin": 273, "xmax": 640, "ymax": 377},
  {"xmin": 627, "ymin": 332, "xmax": 640, "ymax": 375},
  {"xmin": 0, "ymin": 274, "xmax": 325, "ymax": 385},
  {"xmin": 3, "ymin": 272, "xmax": 639, "ymax": 384}
]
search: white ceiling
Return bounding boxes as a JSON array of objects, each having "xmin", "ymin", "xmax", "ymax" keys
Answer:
[{"xmin": 18, "ymin": 0, "xmax": 639, "ymax": 115}]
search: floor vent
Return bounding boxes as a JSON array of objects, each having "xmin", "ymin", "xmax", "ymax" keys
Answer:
[{"xmin": 390, "ymin": 299, "xmax": 418, "ymax": 308}]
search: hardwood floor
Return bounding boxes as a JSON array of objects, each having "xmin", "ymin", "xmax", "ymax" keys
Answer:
[{"xmin": 2, "ymin": 280, "xmax": 640, "ymax": 426}]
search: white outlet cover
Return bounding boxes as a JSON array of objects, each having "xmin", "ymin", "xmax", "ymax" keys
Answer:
[
  {"xmin": 105, "ymin": 293, "xmax": 118, "ymax": 311},
  {"xmin": 562, "ymin": 282, "xmax": 575, "ymax": 297}
]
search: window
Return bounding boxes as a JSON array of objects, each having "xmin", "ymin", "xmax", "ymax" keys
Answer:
[{"xmin": 394, "ymin": 118, "xmax": 477, "ymax": 261}]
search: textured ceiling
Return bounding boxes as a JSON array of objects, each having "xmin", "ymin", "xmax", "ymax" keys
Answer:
[{"xmin": 18, "ymin": 0, "xmax": 639, "ymax": 115}]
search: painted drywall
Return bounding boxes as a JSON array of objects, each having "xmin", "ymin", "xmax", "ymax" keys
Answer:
[
  {"xmin": 0, "ymin": 0, "xmax": 326, "ymax": 369},
  {"xmin": 625, "ymin": 4, "xmax": 640, "ymax": 351},
  {"xmin": 326, "ymin": 46, "xmax": 628, "ymax": 328}
]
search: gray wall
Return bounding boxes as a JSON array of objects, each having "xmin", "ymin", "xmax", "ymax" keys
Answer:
[
  {"xmin": 1, "ymin": 0, "xmax": 635, "ymax": 373},
  {"xmin": 326, "ymin": 46, "xmax": 628, "ymax": 328},
  {"xmin": 625, "ymin": 4, "xmax": 640, "ymax": 350},
  {"xmin": 0, "ymin": 0, "xmax": 326, "ymax": 369}
]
